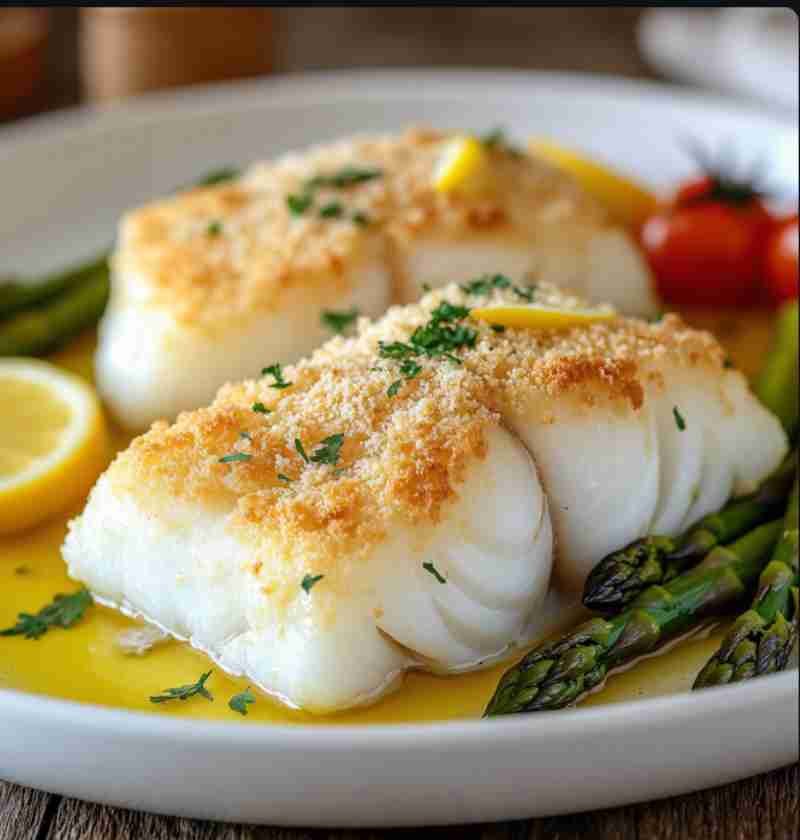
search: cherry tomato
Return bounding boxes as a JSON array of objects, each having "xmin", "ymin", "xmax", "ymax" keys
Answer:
[
  {"xmin": 764, "ymin": 215, "xmax": 799, "ymax": 303},
  {"xmin": 639, "ymin": 177, "xmax": 774, "ymax": 306}
]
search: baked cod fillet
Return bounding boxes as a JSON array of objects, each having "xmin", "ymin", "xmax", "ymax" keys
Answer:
[
  {"xmin": 65, "ymin": 283, "xmax": 784, "ymax": 713},
  {"xmin": 97, "ymin": 128, "xmax": 655, "ymax": 429}
]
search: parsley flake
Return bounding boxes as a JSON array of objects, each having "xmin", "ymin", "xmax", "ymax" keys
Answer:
[
  {"xmin": 301, "ymin": 573, "xmax": 325, "ymax": 594},
  {"xmin": 229, "ymin": 687, "xmax": 256, "ymax": 716},
  {"xmin": 673, "ymin": 406, "xmax": 686, "ymax": 431},
  {"xmin": 252, "ymin": 402, "xmax": 271, "ymax": 414},
  {"xmin": 423, "ymin": 562, "xmax": 447, "ymax": 584},
  {"xmin": 262, "ymin": 363, "xmax": 292, "ymax": 389},
  {"xmin": 150, "ymin": 671, "xmax": 214, "ymax": 705},
  {"xmin": 321, "ymin": 307, "xmax": 359, "ymax": 334},
  {"xmin": 240, "ymin": 431, "xmax": 252, "ymax": 441},
  {"xmin": 1, "ymin": 588, "xmax": 92, "ymax": 639},
  {"xmin": 311, "ymin": 434, "xmax": 344, "ymax": 466},
  {"xmin": 287, "ymin": 193, "xmax": 313, "ymax": 216},
  {"xmin": 460, "ymin": 273, "xmax": 512, "ymax": 296},
  {"xmin": 387, "ymin": 380, "xmax": 403, "ymax": 397},
  {"xmin": 319, "ymin": 201, "xmax": 343, "ymax": 219},
  {"xmin": 307, "ymin": 166, "xmax": 383, "ymax": 190},
  {"xmin": 480, "ymin": 128, "xmax": 523, "ymax": 157},
  {"xmin": 352, "ymin": 211, "xmax": 370, "ymax": 226},
  {"xmin": 195, "ymin": 167, "xmax": 240, "ymax": 187},
  {"xmin": 206, "ymin": 220, "xmax": 223, "ymax": 237},
  {"xmin": 277, "ymin": 473, "xmax": 292, "ymax": 483},
  {"xmin": 219, "ymin": 453, "xmax": 252, "ymax": 464},
  {"xmin": 295, "ymin": 438, "xmax": 309, "ymax": 463},
  {"xmin": 491, "ymin": 324, "xmax": 506, "ymax": 333}
]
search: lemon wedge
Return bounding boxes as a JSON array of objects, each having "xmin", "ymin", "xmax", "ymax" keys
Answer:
[
  {"xmin": 433, "ymin": 136, "xmax": 490, "ymax": 194},
  {"xmin": 0, "ymin": 358, "xmax": 107, "ymax": 535},
  {"xmin": 470, "ymin": 303, "xmax": 617, "ymax": 330},
  {"xmin": 528, "ymin": 138, "xmax": 658, "ymax": 229}
]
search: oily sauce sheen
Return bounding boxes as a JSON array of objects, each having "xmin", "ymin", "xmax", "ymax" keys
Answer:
[{"xmin": 0, "ymin": 310, "xmax": 775, "ymax": 724}]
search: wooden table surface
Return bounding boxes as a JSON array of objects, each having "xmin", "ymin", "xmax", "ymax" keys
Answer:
[{"xmin": 2, "ymin": 8, "xmax": 797, "ymax": 838}]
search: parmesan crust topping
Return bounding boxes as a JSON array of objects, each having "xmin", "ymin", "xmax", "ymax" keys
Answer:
[
  {"xmin": 109, "ymin": 281, "xmax": 725, "ymax": 607},
  {"xmin": 115, "ymin": 128, "xmax": 609, "ymax": 328}
]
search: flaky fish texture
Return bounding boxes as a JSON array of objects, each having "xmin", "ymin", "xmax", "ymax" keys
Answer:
[
  {"xmin": 96, "ymin": 128, "xmax": 655, "ymax": 429},
  {"xmin": 65, "ymin": 282, "xmax": 784, "ymax": 713}
]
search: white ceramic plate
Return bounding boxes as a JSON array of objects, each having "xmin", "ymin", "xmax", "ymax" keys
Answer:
[{"xmin": 1, "ymin": 70, "xmax": 798, "ymax": 828}]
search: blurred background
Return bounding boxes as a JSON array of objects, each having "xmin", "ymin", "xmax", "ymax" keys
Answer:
[{"xmin": 1, "ymin": 7, "xmax": 797, "ymax": 125}]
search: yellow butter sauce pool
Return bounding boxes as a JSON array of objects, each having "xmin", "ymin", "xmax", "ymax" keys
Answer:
[{"xmin": 0, "ymin": 309, "xmax": 777, "ymax": 724}]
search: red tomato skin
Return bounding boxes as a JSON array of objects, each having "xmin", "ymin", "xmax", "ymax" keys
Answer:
[
  {"xmin": 764, "ymin": 215, "xmax": 799, "ymax": 303},
  {"xmin": 640, "ymin": 202, "xmax": 769, "ymax": 306}
]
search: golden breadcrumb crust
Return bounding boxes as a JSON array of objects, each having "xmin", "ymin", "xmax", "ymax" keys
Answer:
[
  {"xmin": 108, "ymin": 282, "xmax": 725, "ymax": 604},
  {"xmin": 115, "ymin": 128, "xmax": 609, "ymax": 327}
]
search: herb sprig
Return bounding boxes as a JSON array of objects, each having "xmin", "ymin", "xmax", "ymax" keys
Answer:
[
  {"xmin": 321, "ymin": 307, "xmax": 360, "ymax": 334},
  {"xmin": 262, "ymin": 363, "xmax": 292, "ymax": 390},
  {"xmin": 150, "ymin": 671, "xmax": 214, "ymax": 705},
  {"xmin": 301, "ymin": 573, "xmax": 325, "ymax": 594},
  {"xmin": 1, "ymin": 588, "xmax": 92, "ymax": 639},
  {"xmin": 460, "ymin": 273, "xmax": 535, "ymax": 302},
  {"xmin": 296, "ymin": 434, "xmax": 345, "ymax": 466},
  {"xmin": 229, "ymin": 687, "xmax": 256, "ymax": 716},
  {"xmin": 286, "ymin": 166, "xmax": 383, "ymax": 219}
]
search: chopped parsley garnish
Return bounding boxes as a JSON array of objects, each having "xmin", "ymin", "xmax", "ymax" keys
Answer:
[
  {"xmin": 378, "ymin": 297, "xmax": 477, "ymax": 383},
  {"xmin": 277, "ymin": 473, "xmax": 292, "ymax": 483},
  {"xmin": 240, "ymin": 431, "xmax": 252, "ymax": 441},
  {"xmin": 219, "ymin": 452, "xmax": 252, "ymax": 464},
  {"xmin": 287, "ymin": 192, "xmax": 313, "ymax": 216},
  {"xmin": 423, "ymin": 562, "xmax": 447, "ymax": 584},
  {"xmin": 307, "ymin": 166, "xmax": 383, "ymax": 190},
  {"xmin": 150, "ymin": 671, "xmax": 213, "ymax": 705},
  {"xmin": 319, "ymin": 201, "xmax": 343, "ymax": 218},
  {"xmin": 352, "ymin": 211, "xmax": 370, "ymax": 226},
  {"xmin": 461, "ymin": 273, "xmax": 511, "ymax": 296},
  {"xmin": 262, "ymin": 363, "xmax": 292, "ymax": 389},
  {"xmin": 0, "ymin": 588, "xmax": 92, "ymax": 639},
  {"xmin": 301, "ymin": 573, "xmax": 325, "ymax": 594},
  {"xmin": 195, "ymin": 167, "xmax": 240, "ymax": 187},
  {"xmin": 491, "ymin": 324, "xmax": 506, "ymax": 333},
  {"xmin": 321, "ymin": 307, "xmax": 359, "ymax": 334},
  {"xmin": 460, "ymin": 273, "xmax": 534, "ymax": 301},
  {"xmin": 673, "ymin": 406, "xmax": 686, "ymax": 431},
  {"xmin": 723, "ymin": 358, "xmax": 734, "ymax": 369},
  {"xmin": 229, "ymin": 687, "xmax": 256, "ymax": 716},
  {"xmin": 480, "ymin": 127, "xmax": 523, "ymax": 157},
  {"xmin": 310, "ymin": 434, "xmax": 344, "ymax": 466},
  {"xmin": 387, "ymin": 380, "xmax": 403, "ymax": 398},
  {"xmin": 296, "ymin": 434, "xmax": 345, "ymax": 466},
  {"xmin": 206, "ymin": 220, "xmax": 223, "ymax": 237},
  {"xmin": 252, "ymin": 402, "xmax": 271, "ymax": 414}
]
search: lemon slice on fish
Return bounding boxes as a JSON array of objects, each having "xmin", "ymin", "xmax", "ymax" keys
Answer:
[
  {"xmin": 528, "ymin": 138, "xmax": 658, "ymax": 229},
  {"xmin": 0, "ymin": 358, "xmax": 108, "ymax": 535},
  {"xmin": 470, "ymin": 303, "xmax": 617, "ymax": 330},
  {"xmin": 433, "ymin": 136, "xmax": 490, "ymax": 194}
]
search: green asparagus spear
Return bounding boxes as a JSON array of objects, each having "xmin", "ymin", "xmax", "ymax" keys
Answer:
[
  {"xmin": 0, "ymin": 254, "xmax": 108, "ymax": 320},
  {"xmin": 694, "ymin": 480, "xmax": 798, "ymax": 688},
  {"xmin": 583, "ymin": 450, "xmax": 796, "ymax": 612},
  {"xmin": 0, "ymin": 262, "xmax": 109, "ymax": 357},
  {"xmin": 485, "ymin": 519, "xmax": 783, "ymax": 716},
  {"xmin": 756, "ymin": 300, "xmax": 799, "ymax": 439}
]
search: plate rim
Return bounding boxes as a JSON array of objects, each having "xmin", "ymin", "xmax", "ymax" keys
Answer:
[
  {"xmin": 1, "ymin": 66, "xmax": 796, "ymax": 745},
  {"xmin": 1, "ymin": 67, "xmax": 796, "ymax": 155}
]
